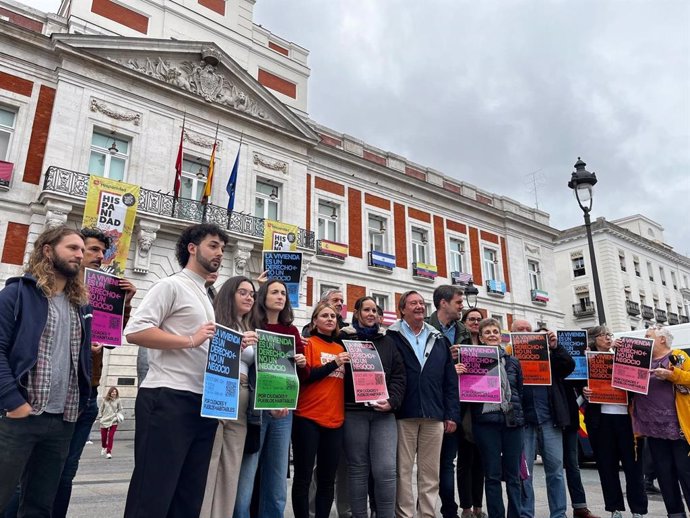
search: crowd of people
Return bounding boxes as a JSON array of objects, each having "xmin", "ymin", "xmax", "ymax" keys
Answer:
[{"xmin": 0, "ymin": 221, "xmax": 689, "ymax": 518}]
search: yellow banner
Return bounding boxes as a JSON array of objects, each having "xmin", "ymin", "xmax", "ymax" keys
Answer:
[
  {"xmin": 263, "ymin": 220, "xmax": 298, "ymax": 251},
  {"xmin": 82, "ymin": 176, "xmax": 140, "ymax": 276}
]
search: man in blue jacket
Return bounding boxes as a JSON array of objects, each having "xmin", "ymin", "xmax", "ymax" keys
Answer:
[
  {"xmin": 0, "ymin": 226, "xmax": 92, "ymax": 516},
  {"xmin": 387, "ymin": 290, "xmax": 460, "ymax": 518}
]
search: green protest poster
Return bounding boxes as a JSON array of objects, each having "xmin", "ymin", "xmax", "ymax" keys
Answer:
[{"xmin": 255, "ymin": 329, "xmax": 299, "ymax": 409}]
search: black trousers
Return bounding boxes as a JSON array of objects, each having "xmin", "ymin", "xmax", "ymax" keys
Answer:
[
  {"xmin": 588, "ymin": 413, "xmax": 647, "ymax": 514},
  {"xmin": 124, "ymin": 387, "xmax": 217, "ymax": 518},
  {"xmin": 648, "ymin": 437, "xmax": 690, "ymax": 517},
  {"xmin": 458, "ymin": 430, "xmax": 484, "ymax": 510},
  {"xmin": 291, "ymin": 414, "xmax": 343, "ymax": 518}
]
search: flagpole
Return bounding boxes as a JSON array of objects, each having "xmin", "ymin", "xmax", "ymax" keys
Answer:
[
  {"xmin": 202, "ymin": 120, "xmax": 220, "ymax": 222},
  {"xmin": 227, "ymin": 132, "xmax": 244, "ymax": 218},
  {"xmin": 226, "ymin": 132, "xmax": 244, "ymax": 229},
  {"xmin": 172, "ymin": 110, "xmax": 186, "ymax": 217}
]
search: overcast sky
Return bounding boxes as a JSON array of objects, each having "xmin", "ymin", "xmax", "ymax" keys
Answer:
[{"xmin": 32, "ymin": 1, "xmax": 690, "ymax": 253}]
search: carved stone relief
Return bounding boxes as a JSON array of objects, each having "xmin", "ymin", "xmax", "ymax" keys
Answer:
[
  {"xmin": 253, "ymin": 152, "xmax": 288, "ymax": 174},
  {"xmin": 233, "ymin": 241, "xmax": 254, "ymax": 275},
  {"xmin": 524, "ymin": 244, "xmax": 541, "ymax": 256},
  {"xmin": 90, "ymin": 98, "xmax": 141, "ymax": 126},
  {"xmin": 133, "ymin": 220, "xmax": 160, "ymax": 274},
  {"xmin": 183, "ymin": 129, "xmax": 222, "ymax": 151}
]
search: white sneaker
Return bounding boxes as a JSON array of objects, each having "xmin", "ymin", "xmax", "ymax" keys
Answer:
[
  {"xmin": 611, "ymin": 512, "xmax": 623, "ymax": 518},
  {"xmin": 100, "ymin": 448, "xmax": 106, "ymax": 456},
  {"xmin": 106, "ymin": 453, "xmax": 112, "ymax": 459}
]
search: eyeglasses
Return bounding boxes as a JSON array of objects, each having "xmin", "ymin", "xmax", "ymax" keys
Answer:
[
  {"xmin": 596, "ymin": 333, "xmax": 614, "ymax": 339},
  {"xmin": 466, "ymin": 317, "xmax": 482, "ymax": 323},
  {"xmin": 237, "ymin": 289, "xmax": 255, "ymax": 298}
]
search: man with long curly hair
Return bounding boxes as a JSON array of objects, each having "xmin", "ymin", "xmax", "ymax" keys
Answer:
[{"xmin": 0, "ymin": 225, "xmax": 93, "ymax": 516}]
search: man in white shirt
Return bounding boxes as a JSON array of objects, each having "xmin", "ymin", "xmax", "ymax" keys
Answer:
[{"xmin": 123, "ymin": 223, "xmax": 228, "ymax": 518}]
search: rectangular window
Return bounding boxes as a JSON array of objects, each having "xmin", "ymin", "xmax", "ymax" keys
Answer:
[
  {"xmin": 254, "ymin": 179, "xmax": 280, "ymax": 220},
  {"xmin": 618, "ymin": 251, "xmax": 626, "ymax": 272},
  {"xmin": 527, "ymin": 259, "xmax": 541, "ymax": 291},
  {"xmin": 572, "ymin": 255, "xmax": 586, "ymax": 277},
  {"xmin": 371, "ymin": 293, "xmax": 389, "ymax": 311},
  {"xmin": 640, "ymin": 294, "xmax": 646, "ymax": 306},
  {"xmin": 88, "ymin": 130, "xmax": 129, "ymax": 181},
  {"xmin": 484, "ymin": 248, "xmax": 498, "ymax": 281},
  {"xmin": 368, "ymin": 215, "xmax": 387, "ymax": 253},
  {"xmin": 647, "ymin": 261, "xmax": 654, "ymax": 282},
  {"xmin": 317, "ymin": 201, "xmax": 339, "ymax": 241},
  {"xmin": 179, "ymin": 157, "xmax": 208, "ymax": 201},
  {"xmin": 577, "ymin": 295, "xmax": 591, "ymax": 310},
  {"xmin": 633, "ymin": 257, "xmax": 641, "ymax": 277},
  {"xmin": 671, "ymin": 271, "xmax": 678, "ymax": 289},
  {"xmin": 491, "ymin": 314, "xmax": 504, "ymax": 328},
  {"xmin": 411, "ymin": 227, "xmax": 428, "ymax": 264},
  {"xmin": 0, "ymin": 106, "xmax": 17, "ymax": 161},
  {"xmin": 660, "ymin": 267, "xmax": 667, "ymax": 286},
  {"xmin": 448, "ymin": 239, "xmax": 465, "ymax": 273}
]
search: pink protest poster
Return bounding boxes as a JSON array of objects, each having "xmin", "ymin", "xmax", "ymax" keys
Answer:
[
  {"xmin": 84, "ymin": 268, "xmax": 126, "ymax": 346},
  {"xmin": 611, "ymin": 336, "xmax": 653, "ymax": 395},
  {"xmin": 342, "ymin": 340, "xmax": 389, "ymax": 403},
  {"xmin": 459, "ymin": 346, "xmax": 501, "ymax": 403}
]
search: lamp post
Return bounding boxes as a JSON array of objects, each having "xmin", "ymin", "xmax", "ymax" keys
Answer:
[
  {"xmin": 568, "ymin": 158, "xmax": 606, "ymax": 325},
  {"xmin": 464, "ymin": 279, "xmax": 479, "ymax": 309}
]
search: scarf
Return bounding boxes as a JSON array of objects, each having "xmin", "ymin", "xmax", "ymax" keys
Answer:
[
  {"xmin": 482, "ymin": 357, "xmax": 513, "ymax": 415},
  {"xmin": 352, "ymin": 320, "xmax": 380, "ymax": 340}
]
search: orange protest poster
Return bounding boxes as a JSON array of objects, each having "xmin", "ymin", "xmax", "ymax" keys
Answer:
[
  {"xmin": 511, "ymin": 332, "xmax": 551, "ymax": 385},
  {"xmin": 587, "ymin": 351, "xmax": 628, "ymax": 405}
]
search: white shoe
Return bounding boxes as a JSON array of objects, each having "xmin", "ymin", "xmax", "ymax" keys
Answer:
[
  {"xmin": 631, "ymin": 514, "xmax": 644, "ymax": 518},
  {"xmin": 100, "ymin": 448, "xmax": 106, "ymax": 456},
  {"xmin": 611, "ymin": 512, "xmax": 623, "ymax": 518},
  {"xmin": 106, "ymin": 453, "xmax": 112, "ymax": 459}
]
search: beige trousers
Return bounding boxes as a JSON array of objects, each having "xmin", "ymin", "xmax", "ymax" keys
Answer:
[
  {"xmin": 395, "ymin": 418, "xmax": 444, "ymax": 518},
  {"xmin": 199, "ymin": 381, "xmax": 249, "ymax": 518}
]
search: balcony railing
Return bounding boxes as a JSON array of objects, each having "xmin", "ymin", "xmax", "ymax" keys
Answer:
[
  {"xmin": 42, "ymin": 166, "xmax": 315, "ymax": 249},
  {"xmin": 316, "ymin": 239, "xmax": 348, "ymax": 260},
  {"xmin": 655, "ymin": 308, "xmax": 667, "ymax": 323},
  {"xmin": 486, "ymin": 279, "xmax": 506, "ymax": 296},
  {"xmin": 368, "ymin": 250, "xmax": 395, "ymax": 271},
  {"xmin": 625, "ymin": 300, "xmax": 640, "ymax": 316},
  {"xmin": 681, "ymin": 315, "xmax": 689, "ymax": 324},
  {"xmin": 668, "ymin": 312, "xmax": 680, "ymax": 325},
  {"xmin": 0, "ymin": 160, "xmax": 13, "ymax": 190},
  {"xmin": 572, "ymin": 302, "xmax": 595, "ymax": 318},
  {"xmin": 530, "ymin": 289, "xmax": 549, "ymax": 304},
  {"xmin": 641, "ymin": 304, "xmax": 655, "ymax": 320}
]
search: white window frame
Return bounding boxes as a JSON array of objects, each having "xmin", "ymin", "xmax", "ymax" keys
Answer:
[
  {"xmin": 527, "ymin": 259, "xmax": 541, "ymax": 291},
  {"xmin": 317, "ymin": 200, "xmax": 340, "ymax": 242},
  {"xmin": 483, "ymin": 247, "xmax": 499, "ymax": 282},
  {"xmin": 660, "ymin": 266, "xmax": 667, "ymax": 286},
  {"xmin": 367, "ymin": 214, "xmax": 388, "ymax": 253},
  {"xmin": 88, "ymin": 129, "xmax": 130, "ymax": 181},
  {"xmin": 448, "ymin": 237, "xmax": 466, "ymax": 274},
  {"xmin": 371, "ymin": 292, "xmax": 389, "ymax": 311},
  {"xmin": 633, "ymin": 257, "xmax": 641, "ymax": 277},
  {"xmin": 0, "ymin": 105, "xmax": 17, "ymax": 162},
  {"xmin": 318, "ymin": 282, "xmax": 341, "ymax": 300},
  {"xmin": 647, "ymin": 261, "xmax": 654, "ymax": 282},
  {"xmin": 572, "ymin": 255, "xmax": 586, "ymax": 278},
  {"xmin": 411, "ymin": 226, "xmax": 429, "ymax": 265},
  {"xmin": 180, "ymin": 156, "xmax": 209, "ymax": 201},
  {"xmin": 255, "ymin": 179, "xmax": 281, "ymax": 220}
]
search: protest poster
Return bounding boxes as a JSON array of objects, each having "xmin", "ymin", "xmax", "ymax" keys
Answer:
[
  {"xmin": 82, "ymin": 176, "xmax": 140, "ymax": 276},
  {"xmin": 511, "ymin": 332, "xmax": 551, "ymax": 385},
  {"xmin": 84, "ymin": 268, "xmax": 125, "ymax": 346},
  {"xmin": 343, "ymin": 340, "xmax": 389, "ymax": 403},
  {"xmin": 611, "ymin": 336, "xmax": 653, "ymax": 395},
  {"xmin": 263, "ymin": 220, "xmax": 298, "ymax": 252},
  {"xmin": 255, "ymin": 329, "xmax": 299, "ymax": 409},
  {"xmin": 559, "ymin": 330, "xmax": 589, "ymax": 380},
  {"xmin": 201, "ymin": 325, "xmax": 242, "ymax": 419},
  {"xmin": 263, "ymin": 251, "xmax": 302, "ymax": 308},
  {"xmin": 586, "ymin": 351, "xmax": 628, "ymax": 405},
  {"xmin": 458, "ymin": 346, "xmax": 501, "ymax": 403}
]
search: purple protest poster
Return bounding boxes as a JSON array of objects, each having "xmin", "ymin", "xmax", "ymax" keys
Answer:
[
  {"xmin": 611, "ymin": 336, "xmax": 653, "ymax": 395},
  {"xmin": 459, "ymin": 346, "xmax": 501, "ymax": 403},
  {"xmin": 84, "ymin": 268, "xmax": 126, "ymax": 346}
]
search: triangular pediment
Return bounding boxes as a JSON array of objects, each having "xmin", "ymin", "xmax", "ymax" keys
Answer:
[{"xmin": 51, "ymin": 34, "xmax": 318, "ymax": 144}]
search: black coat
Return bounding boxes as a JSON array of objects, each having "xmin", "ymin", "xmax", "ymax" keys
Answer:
[{"xmin": 470, "ymin": 352, "xmax": 525, "ymax": 427}]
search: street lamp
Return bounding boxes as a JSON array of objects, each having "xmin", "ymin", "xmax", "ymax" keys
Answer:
[
  {"xmin": 568, "ymin": 157, "xmax": 606, "ymax": 325},
  {"xmin": 464, "ymin": 279, "xmax": 479, "ymax": 309}
]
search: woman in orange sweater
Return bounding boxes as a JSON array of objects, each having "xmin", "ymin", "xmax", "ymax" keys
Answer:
[{"xmin": 291, "ymin": 302, "xmax": 350, "ymax": 518}]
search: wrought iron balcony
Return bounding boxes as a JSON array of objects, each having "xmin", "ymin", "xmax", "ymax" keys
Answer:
[
  {"xmin": 655, "ymin": 308, "xmax": 667, "ymax": 323},
  {"xmin": 316, "ymin": 239, "xmax": 348, "ymax": 261},
  {"xmin": 641, "ymin": 304, "xmax": 655, "ymax": 320},
  {"xmin": 668, "ymin": 312, "xmax": 679, "ymax": 325},
  {"xmin": 42, "ymin": 166, "xmax": 315, "ymax": 249},
  {"xmin": 486, "ymin": 279, "xmax": 506, "ymax": 296},
  {"xmin": 530, "ymin": 289, "xmax": 549, "ymax": 304},
  {"xmin": 681, "ymin": 315, "xmax": 689, "ymax": 324},
  {"xmin": 572, "ymin": 302, "xmax": 595, "ymax": 318},
  {"xmin": 625, "ymin": 300, "xmax": 640, "ymax": 316}
]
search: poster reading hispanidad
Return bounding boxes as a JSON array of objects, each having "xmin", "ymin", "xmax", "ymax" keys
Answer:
[
  {"xmin": 82, "ymin": 176, "xmax": 139, "ymax": 276},
  {"xmin": 263, "ymin": 220, "xmax": 298, "ymax": 252}
]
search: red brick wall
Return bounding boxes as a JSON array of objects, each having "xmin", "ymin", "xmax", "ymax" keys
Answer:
[
  {"xmin": 347, "ymin": 284, "xmax": 366, "ymax": 311},
  {"xmin": 443, "ymin": 180, "xmax": 461, "ymax": 194},
  {"xmin": 348, "ymin": 188, "xmax": 362, "ymax": 257},
  {"xmin": 405, "ymin": 166, "xmax": 426, "ymax": 181},
  {"xmin": 433, "ymin": 215, "xmax": 447, "ymax": 278},
  {"xmin": 395, "ymin": 292, "xmax": 403, "ymax": 317},
  {"xmin": 319, "ymin": 134, "xmax": 342, "ymax": 148},
  {"xmin": 507, "ymin": 313, "xmax": 514, "ymax": 331},
  {"xmin": 1, "ymin": 222, "xmax": 29, "ymax": 265},
  {"xmin": 446, "ymin": 220, "xmax": 467, "ymax": 234},
  {"xmin": 364, "ymin": 193, "xmax": 390, "ymax": 210},
  {"xmin": 408, "ymin": 207, "xmax": 430, "ymax": 223},
  {"xmin": 393, "ymin": 203, "xmax": 407, "ymax": 268},
  {"xmin": 24, "ymin": 85, "xmax": 55, "ymax": 185},
  {"xmin": 314, "ymin": 176, "xmax": 345, "ymax": 196},
  {"xmin": 500, "ymin": 237, "xmax": 511, "ymax": 293},
  {"xmin": 469, "ymin": 227, "xmax": 482, "ymax": 285},
  {"xmin": 305, "ymin": 173, "xmax": 312, "ymax": 232},
  {"xmin": 0, "ymin": 71, "xmax": 33, "ymax": 97},
  {"xmin": 363, "ymin": 150, "xmax": 386, "ymax": 166},
  {"xmin": 258, "ymin": 69, "xmax": 296, "ymax": 99},
  {"xmin": 198, "ymin": 0, "xmax": 225, "ymax": 15},
  {"xmin": 480, "ymin": 230, "xmax": 499, "ymax": 244},
  {"xmin": 0, "ymin": 7, "xmax": 43, "ymax": 32},
  {"xmin": 306, "ymin": 276, "xmax": 313, "ymax": 307},
  {"xmin": 268, "ymin": 42, "xmax": 289, "ymax": 56},
  {"xmin": 91, "ymin": 0, "xmax": 149, "ymax": 34}
]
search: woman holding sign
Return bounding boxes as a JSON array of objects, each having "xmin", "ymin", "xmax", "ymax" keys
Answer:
[
  {"xmin": 340, "ymin": 296, "xmax": 406, "ymax": 518},
  {"xmin": 200, "ymin": 276, "xmax": 259, "ymax": 518},
  {"xmin": 582, "ymin": 326, "xmax": 647, "ymax": 518},
  {"xmin": 631, "ymin": 325, "xmax": 690, "ymax": 518},
  {"xmin": 233, "ymin": 279, "xmax": 306, "ymax": 518},
  {"xmin": 292, "ymin": 302, "xmax": 349, "ymax": 518},
  {"xmin": 456, "ymin": 318, "xmax": 524, "ymax": 518}
]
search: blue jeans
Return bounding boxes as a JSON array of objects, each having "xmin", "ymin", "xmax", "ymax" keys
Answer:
[
  {"xmin": 562, "ymin": 427, "xmax": 587, "ymax": 510},
  {"xmin": 522, "ymin": 421, "xmax": 566, "ymax": 518},
  {"xmin": 473, "ymin": 421, "xmax": 523, "ymax": 518},
  {"xmin": 233, "ymin": 411, "xmax": 293, "ymax": 518},
  {"xmin": 344, "ymin": 411, "xmax": 397, "ymax": 518},
  {"xmin": 52, "ymin": 392, "xmax": 99, "ymax": 518}
]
